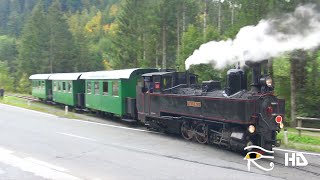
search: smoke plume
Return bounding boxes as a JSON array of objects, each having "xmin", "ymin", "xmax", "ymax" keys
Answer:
[{"xmin": 185, "ymin": 4, "xmax": 320, "ymax": 69}]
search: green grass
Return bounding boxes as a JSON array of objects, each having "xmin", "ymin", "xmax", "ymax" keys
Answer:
[
  {"xmin": 278, "ymin": 133, "xmax": 320, "ymax": 146},
  {"xmin": 0, "ymin": 96, "xmax": 79, "ymax": 119},
  {"xmin": 285, "ymin": 142, "xmax": 320, "ymax": 152},
  {"xmin": 278, "ymin": 128, "xmax": 320, "ymax": 152}
]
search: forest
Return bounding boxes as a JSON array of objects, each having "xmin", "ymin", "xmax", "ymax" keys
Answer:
[{"xmin": 0, "ymin": 0, "xmax": 319, "ymax": 126}]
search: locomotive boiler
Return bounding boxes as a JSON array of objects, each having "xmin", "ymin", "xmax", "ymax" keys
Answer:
[{"xmin": 136, "ymin": 60, "xmax": 285, "ymax": 151}]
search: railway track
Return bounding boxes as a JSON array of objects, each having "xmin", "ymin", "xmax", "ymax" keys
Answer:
[{"xmin": 6, "ymin": 94, "xmax": 39, "ymax": 102}]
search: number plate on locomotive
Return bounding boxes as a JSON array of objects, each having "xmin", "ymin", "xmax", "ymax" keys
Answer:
[{"xmin": 186, "ymin": 101, "xmax": 201, "ymax": 107}]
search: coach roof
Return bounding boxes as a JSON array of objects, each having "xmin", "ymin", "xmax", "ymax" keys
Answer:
[
  {"xmin": 80, "ymin": 68, "xmax": 157, "ymax": 80},
  {"xmin": 29, "ymin": 74, "xmax": 52, "ymax": 80},
  {"xmin": 48, "ymin": 73, "xmax": 83, "ymax": 80}
]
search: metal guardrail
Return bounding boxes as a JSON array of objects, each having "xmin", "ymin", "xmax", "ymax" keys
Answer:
[{"xmin": 296, "ymin": 117, "xmax": 320, "ymax": 136}]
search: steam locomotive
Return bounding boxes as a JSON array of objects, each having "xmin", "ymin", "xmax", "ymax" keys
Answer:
[
  {"xmin": 30, "ymin": 60, "xmax": 285, "ymax": 151},
  {"xmin": 136, "ymin": 60, "xmax": 285, "ymax": 151}
]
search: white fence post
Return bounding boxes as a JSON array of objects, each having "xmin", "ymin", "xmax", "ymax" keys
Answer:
[
  {"xmin": 65, "ymin": 106, "xmax": 68, "ymax": 115},
  {"xmin": 284, "ymin": 130, "xmax": 288, "ymax": 145}
]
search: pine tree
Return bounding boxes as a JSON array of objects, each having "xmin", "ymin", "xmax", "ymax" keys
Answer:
[
  {"xmin": 47, "ymin": 0, "xmax": 76, "ymax": 73},
  {"xmin": 18, "ymin": 1, "xmax": 50, "ymax": 76}
]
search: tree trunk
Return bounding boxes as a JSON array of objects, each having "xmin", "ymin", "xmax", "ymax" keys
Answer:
[
  {"xmin": 156, "ymin": 48, "xmax": 159, "ymax": 68},
  {"xmin": 162, "ymin": 20, "xmax": 167, "ymax": 69},
  {"xmin": 311, "ymin": 50, "xmax": 318, "ymax": 86},
  {"xmin": 176, "ymin": 11, "xmax": 180, "ymax": 68},
  {"xmin": 290, "ymin": 53, "xmax": 298, "ymax": 127},
  {"xmin": 143, "ymin": 33, "xmax": 146, "ymax": 64},
  {"xmin": 218, "ymin": 1, "xmax": 221, "ymax": 35},
  {"xmin": 182, "ymin": 1, "xmax": 186, "ymax": 32},
  {"xmin": 49, "ymin": 31, "xmax": 53, "ymax": 73},
  {"xmin": 203, "ymin": 0, "xmax": 207, "ymax": 40}
]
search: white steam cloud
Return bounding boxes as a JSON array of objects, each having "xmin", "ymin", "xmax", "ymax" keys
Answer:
[{"xmin": 185, "ymin": 4, "xmax": 320, "ymax": 69}]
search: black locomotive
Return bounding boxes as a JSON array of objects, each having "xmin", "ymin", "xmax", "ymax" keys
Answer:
[{"xmin": 136, "ymin": 60, "xmax": 285, "ymax": 151}]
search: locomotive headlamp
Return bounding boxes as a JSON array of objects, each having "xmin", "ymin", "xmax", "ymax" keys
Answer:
[
  {"xmin": 266, "ymin": 77, "xmax": 273, "ymax": 87},
  {"xmin": 260, "ymin": 76, "xmax": 273, "ymax": 87},
  {"xmin": 248, "ymin": 125, "xmax": 255, "ymax": 133}
]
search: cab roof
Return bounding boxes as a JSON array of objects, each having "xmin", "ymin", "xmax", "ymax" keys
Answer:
[{"xmin": 142, "ymin": 72, "xmax": 173, "ymax": 77}]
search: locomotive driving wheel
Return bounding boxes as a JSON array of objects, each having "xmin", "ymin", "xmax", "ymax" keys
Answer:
[
  {"xmin": 181, "ymin": 121, "xmax": 193, "ymax": 140},
  {"xmin": 194, "ymin": 123, "xmax": 208, "ymax": 144}
]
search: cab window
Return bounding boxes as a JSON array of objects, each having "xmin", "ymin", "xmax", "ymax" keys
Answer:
[{"xmin": 162, "ymin": 76, "xmax": 172, "ymax": 89}]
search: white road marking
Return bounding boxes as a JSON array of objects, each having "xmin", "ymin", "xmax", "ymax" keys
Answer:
[
  {"xmin": 57, "ymin": 132, "xmax": 98, "ymax": 142},
  {"xmin": 273, "ymin": 147, "xmax": 320, "ymax": 156},
  {"xmin": 0, "ymin": 147, "xmax": 81, "ymax": 180},
  {"xmin": 25, "ymin": 157, "xmax": 68, "ymax": 172},
  {"xmin": 0, "ymin": 102, "xmax": 160, "ymax": 134},
  {"xmin": 68, "ymin": 119, "xmax": 161, "ymax": 134},
  {"xmin": 0, "ymin": 103, "xmax": 56, "ymax": 117}
]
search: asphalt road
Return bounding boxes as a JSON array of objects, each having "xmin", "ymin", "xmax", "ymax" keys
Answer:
[{"xmin": 0, "ymin": 103, "xmax": 319, "ymax": 180}]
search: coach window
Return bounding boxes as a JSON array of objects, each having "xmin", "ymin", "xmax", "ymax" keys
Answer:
[
  {"xmin": 53, "ymin": 82, "xmax": 57, "ymax": 91},
  {"xmin": 103, "ymin": 81, "xmax": 108, "ymax": 95},
  {"xmin": 87, "ymin": 81, "xmax": 92, "ymax": 94},
  {"xmin": 68, "ymin": 81, "xmax": 72, "ymax": 93},
  {"xmin": 38, "ymin": 81, "xmax": 41, "ymax": 88},
  {"xmin": 62, "ymin": 82, "xmax": 66, "ymax": 92},
  {"xmin": 112, "ymin": 81, "xmax": 119, "ymax": 96},
  {"xmin": 58, "ymin": 82, "xmax": 61, "ymax": 91},
  {"xmin": 94, "ymin": 82, "xmax": 99, "ymax": 95}
]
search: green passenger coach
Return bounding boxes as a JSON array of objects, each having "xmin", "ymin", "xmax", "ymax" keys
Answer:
[
  {"xmin": 29, "ymin": 74, "xmax": 52, "ymax": 100},
  {"xmin": 49, "ymin": 73, "xmax": 85, "ymax": 107},
  {"xmin": 80, "ymin": 69, "xmax": 157, "ymax": 120}
]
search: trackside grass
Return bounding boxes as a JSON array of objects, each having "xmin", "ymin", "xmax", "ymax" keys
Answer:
[
  {"xmin": 277, "ymin": 128, "xmax": 320, "ymax": 152},
  {"xmin": 0, "ymin": 96, "xmax": 79, "ymax": 119}
]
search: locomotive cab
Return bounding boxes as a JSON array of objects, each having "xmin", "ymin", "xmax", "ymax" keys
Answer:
[{"xmin": 140, "ymin": 71, "xmax": 198, "ymax": 94}]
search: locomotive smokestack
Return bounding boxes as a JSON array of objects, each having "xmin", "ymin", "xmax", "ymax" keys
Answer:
[{"xmin": 245, "ymin": 60, "xmax": 268, "ymax": 93}]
